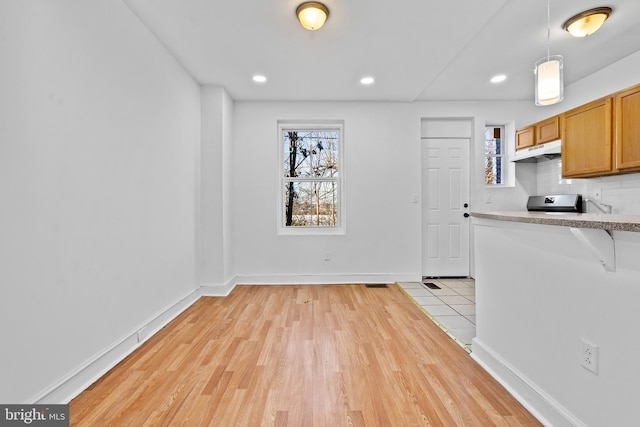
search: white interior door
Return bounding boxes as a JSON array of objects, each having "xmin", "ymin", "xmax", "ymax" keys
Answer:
[{"xmin": 421, "ymin": 138, "xmax": 470, "ymax": 277}]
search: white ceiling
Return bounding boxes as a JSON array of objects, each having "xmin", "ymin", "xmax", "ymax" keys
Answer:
[{"xmin": 123, "ymin": 0, "xmax": 640, "ymax": 102}]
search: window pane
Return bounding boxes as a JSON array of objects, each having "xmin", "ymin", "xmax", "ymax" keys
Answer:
[
  {"xmin": 485, "ymin": 140, "xmax": 498, "ymax": 156},
  {"xmin": 283, "ymin": 130, "xmax": 339, "ymax": 179},
  {"xmin": 484, "ymin": 127, "xmax": 502, "ymax": 156},
  {"xmin": 311, "ymin": 131, "xmax": 339, "ymax": 178},
  {"xmin": 485, "ymin": 157, "xmax": 502, "ymax": 185},
  {"xmin": 495, "ymin": 134, "xmax": 501, "ymax": 155},
  {"xmin": 284, "ymin": 181, "xmax": 338, "ymax": 227},
  {"xmin": 283, "ymin": 131, "xmax": 311, "ymax": 177}
]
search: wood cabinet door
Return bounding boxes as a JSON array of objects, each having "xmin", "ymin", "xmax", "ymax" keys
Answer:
[
  {"xmin": 536, "ymin": 116, "xmax": 560, "ymax": 144},
  {"xmin": 516, "ymin": 126, "xmax": 535, "ymax": 150},
  {"xmin": 562, "ymin": 97, "xmax": 614, "ymax": 178},
  {"xmin": 615, "ymin": 83, "xmax": 640, "ymax": 171}
]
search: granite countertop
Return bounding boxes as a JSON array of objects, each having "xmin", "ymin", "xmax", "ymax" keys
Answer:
[{"xmin": 471, "ymin": 211, "xmax": 640, "ymax": 232}]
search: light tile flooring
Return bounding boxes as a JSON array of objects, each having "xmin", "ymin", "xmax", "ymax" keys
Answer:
[{"xmin": 398, "ymin": 278, "xmax": 476, "ymax": 351}]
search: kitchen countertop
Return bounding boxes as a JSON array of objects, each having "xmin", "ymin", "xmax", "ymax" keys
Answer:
[{"xmin": 471, "ymin": 211, "xmax": 640, "ymax": 232}]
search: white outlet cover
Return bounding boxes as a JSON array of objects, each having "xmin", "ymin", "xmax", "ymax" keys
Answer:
[
  {"xmin": 580, "ymin": 339, "xmax": 599, "ymax": 375},
  {"xmin": 594, "ymin": 189, "xmax": 602, "ymax": 200}
]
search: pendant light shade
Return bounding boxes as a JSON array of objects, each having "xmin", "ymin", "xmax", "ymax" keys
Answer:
[
  {"xmin": 534, "ymin": 0, "xmax": 563, "ymax": 106},
  {"xmin": 296, "ymin": 2, "xmax": 329, "ymax": 31},
  {"xmin": 535, "ymin": 55, "xmax": 564, "ymax": 106}
]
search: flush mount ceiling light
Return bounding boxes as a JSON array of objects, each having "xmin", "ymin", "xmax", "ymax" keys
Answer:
[
  {"xmin": 563, "ymin": 7, "xmax": 612, "ymax": 37},
  {"xmin": 252, "ymin": 74, "xmax": 267, "ymax": 83},
  {"xmin": 296, "ymin": 2, "xmax": 329, "ymax": 31},
  {"xmin": 534, "ymin": 0, "xmax": 563, "ymax": 106}
]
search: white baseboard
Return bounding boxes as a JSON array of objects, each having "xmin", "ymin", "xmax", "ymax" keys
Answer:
[
  {"xmin": 201, "ymin": 276, "xmax": 237, "ymax": 296},
  {"xmin": 471, "ymin": 337, "xmax": 585, "ymax": 427},
  {"xmin": 33, "ymin": 287, "xmax": 202, "ymax": 404},
  {"xmin": 234, "ymin": 273, "xmax": 420, "ymax": 285}
]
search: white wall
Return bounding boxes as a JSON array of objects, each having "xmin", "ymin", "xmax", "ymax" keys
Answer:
[
  {"xmin": 232, "ymin": 102, "xmax": 421, "ymax": 282},
  {"xmin": 231, "ymin": 101, "xmax": 533, "ymax": 282},
  {"xmin": 0, "ymin": 1, "xmax": 201, "ymax": 403},
  {"xmin": 201, "ymin": 86, "xmax": 235, "ymax": 291}
]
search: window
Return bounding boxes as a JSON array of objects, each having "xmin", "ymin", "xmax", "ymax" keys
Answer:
[
  {"xmin": 278, "ymin": 122, "xmax": 344, "ymax": 234},
  {"xmin": 484, "ymin": 125, "xmax": 505, "ymax": 185}
]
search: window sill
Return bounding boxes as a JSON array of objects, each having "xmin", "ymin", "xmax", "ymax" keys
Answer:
[{"xmin": 278, "ymin": 226, "xmax": 345, "ymax": 236}]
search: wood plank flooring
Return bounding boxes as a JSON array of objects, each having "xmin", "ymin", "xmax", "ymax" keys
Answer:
[{"xmin": 70, "ymin": 284, "xmax": 541, "ymax": 426}]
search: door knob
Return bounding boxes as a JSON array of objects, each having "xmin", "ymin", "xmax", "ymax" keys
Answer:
[
  {"xmin": 464, "ymin": 213, "xmax": 470, "ymax": 218},
  {"xmin": 464, "ymin": 203, "xmax": 469, "ymax": 208}
]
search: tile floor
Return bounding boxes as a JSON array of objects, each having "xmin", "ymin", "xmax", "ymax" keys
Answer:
[{"xmin": 398, "ymin": 278, "xmax": 476, "ymax": 351}]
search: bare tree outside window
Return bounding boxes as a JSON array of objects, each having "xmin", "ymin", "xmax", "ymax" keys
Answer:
[{"xmin": 282, "ymin": 128, "xmax": 340, "ymax": 227}]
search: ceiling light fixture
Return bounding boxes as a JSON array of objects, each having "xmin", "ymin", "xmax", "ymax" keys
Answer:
[
  {"xmin": 296, "ymin": 2, "xmax": 329, "ymax": 31},
  {"xmin": 563, "ymin": 7, "xmax": 612, "ymax": 37},
  {"xmin": 534, "ymin": 0, "xmax": 563, "ymax": 106},
  {"xmin": 252, "ymin": 75, "xmax": 267, "ymax": 83},
  {"xmin": 360, "ymin": 76, "xmax": 375, "ymax": 85}
]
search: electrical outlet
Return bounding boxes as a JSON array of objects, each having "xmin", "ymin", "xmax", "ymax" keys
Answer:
[
  {"xmin": 593, "ymin": 189, "xmax": 602, "ymax": 200},
  {"xmin": 580, "ymin": 339, "xmax": 599, "ymax": 374}
]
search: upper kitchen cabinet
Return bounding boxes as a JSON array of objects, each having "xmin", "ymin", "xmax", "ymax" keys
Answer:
[
  {"xmin": 615, "ymin": 83, "xmax": 640, "ymax": 172},
  {"xmin": 515, "ymin": 115, "xmax": 560, "ymax": 151},
  {"xmin": 536, "ymin": 116, "xmax": 560, "ymax": 145},
  {"xmin": 562, "ymin": 96, "xmax": 614, "ymax": 178},
  {"xmin": 516, "ymin": 126, "xmax": 535, "ymax": 150}
]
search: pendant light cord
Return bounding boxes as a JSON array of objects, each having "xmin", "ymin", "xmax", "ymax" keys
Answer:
[{"xmin": 546, "ymin": 0, "xmax": 551, "ymax": 60}]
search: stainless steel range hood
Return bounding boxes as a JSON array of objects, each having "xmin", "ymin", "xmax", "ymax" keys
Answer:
[{"xmin": 512, "ymin": 139, "xmax": 561, "ymax": 163}]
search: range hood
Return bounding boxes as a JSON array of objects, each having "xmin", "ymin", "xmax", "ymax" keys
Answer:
[{"xmin": 512, "ymin": 139, "xmax": 561, "ymax": 163}]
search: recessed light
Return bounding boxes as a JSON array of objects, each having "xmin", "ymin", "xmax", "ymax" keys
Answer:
[
  {"xmin": 360, "ymin": 76, "xmax": 375, "ymax": 85},
  {"xmin": 252, "ymin": 75, "xmax": 267, "ymax": 83},
  {"xmin": 490, "ymin": 74, "xmax": 507, "ymax": 84}
]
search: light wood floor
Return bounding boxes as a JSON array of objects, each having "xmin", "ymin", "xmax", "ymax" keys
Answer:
[{"xmin": 70, "ymin": 284, "xmax": 541, "ymax": 426}]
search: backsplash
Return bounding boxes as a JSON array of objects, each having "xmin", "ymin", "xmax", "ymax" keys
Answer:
[{"xmin": 536, "ymin": 158, "xmax": 640, "ymax": 214}]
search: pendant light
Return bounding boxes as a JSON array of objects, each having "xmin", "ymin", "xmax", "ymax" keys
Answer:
[
  {"xmin": 296, "ymin": 2, "xmax": 329, "ymax": 31},
  {"xmin": 534, "ymin": 0, "xmax": 563, "ymax": 106}
]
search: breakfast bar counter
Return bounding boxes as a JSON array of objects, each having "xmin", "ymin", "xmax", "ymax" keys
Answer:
[
  {"xmin": 471, "ymin": 211, "xmax": 640, "ymax": 232},
  {"xmin": 469, "ymin": 213, "xmax": 640, "ymax": 427}
]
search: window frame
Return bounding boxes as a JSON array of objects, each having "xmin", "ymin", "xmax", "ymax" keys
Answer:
[
  {"xmin": 484, "ymin": 125, "xmax": 506, "ymax": 186},
  {"xmin": 277, "ymin": 121, "xmax": 345, "ymax": 235}
]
